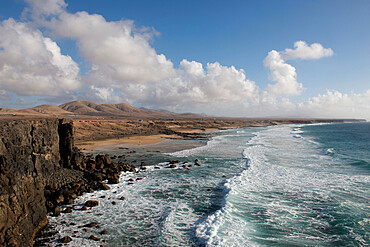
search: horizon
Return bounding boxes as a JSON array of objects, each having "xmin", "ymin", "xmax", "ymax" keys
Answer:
[{"xmin": 0, "ymin": 0, "xmax": 369, "ymax": 119}]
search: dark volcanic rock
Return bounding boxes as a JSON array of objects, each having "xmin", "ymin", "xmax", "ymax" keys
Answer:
[
  {"xmin": 60, "ymin": 236, "xmax": 72, "ymax": 243},
  {"xmin": 95, "ymin": 154, "xmax": 112, "ymax": 169},
  {"xmin": 83, "ymin": 222, "xmax": 98, "ymax": 228},
  {"xmin": 85, "ymin": 200, "xmax": 99, "ymax": 207},
  {"xmin": 62, "ymin": 207, "xmax": 72, "ymax": 213},
  {"xmin": 98, "ymin": 181, "xmax": 110, "ymax": 190},
  {"xmin": 0, "ymin": 118, "xmax": 143, "ymax": 246},
  {"xmin": 88, "ymin": 235, "xmax": 100, "ymax": 241},
  {"xmin": 169, "ymin": 160, "xmax": 180, "ymax": 164},
  {"xmin": 0, "ymin": 119, "xmax": 65, "ymax": 246}
]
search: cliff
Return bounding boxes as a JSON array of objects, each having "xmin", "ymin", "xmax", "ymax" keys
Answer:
[
  {"xmin": 0, "ymin": 119, "xmax": 73, "ymax": 246},
  {"xmin": 0, "ymin": 118, "xmax": 135, "ymax": 246}
]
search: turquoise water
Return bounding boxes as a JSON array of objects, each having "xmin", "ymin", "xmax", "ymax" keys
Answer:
[{"xmin": 45, "ymin": 122, "xmax": 369, "ymax": 246}]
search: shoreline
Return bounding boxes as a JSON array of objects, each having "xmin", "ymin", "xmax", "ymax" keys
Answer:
[
  {"xmin": 76, "ymin": 134, "xmax": 182, "ymax": 152},
  {"xmin": 75, "ymin": 127, "xmax": 228, "ymax": 153},
  {"xmin": 33, "ymin": 120, "xmax": 366, "ymax": 245}
]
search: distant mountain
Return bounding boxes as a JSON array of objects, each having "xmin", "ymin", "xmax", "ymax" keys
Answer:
[{"xmin": 0, "ymin": 100, "xmax": 203, "ymax": 119}]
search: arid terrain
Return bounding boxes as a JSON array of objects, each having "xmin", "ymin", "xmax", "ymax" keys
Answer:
[{"xmin": 1, "ymin": 100, "xmax": 362, "ymax": 152}]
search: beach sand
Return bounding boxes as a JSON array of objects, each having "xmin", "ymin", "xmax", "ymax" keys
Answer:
[{"xmin": 76, "ymin": 134, "xmax": 181, "ymax": 152}]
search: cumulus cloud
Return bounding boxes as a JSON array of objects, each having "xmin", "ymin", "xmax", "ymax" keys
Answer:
[
  {"xmin": 89, "ymin": 85, "xmax": 121, "ymax": 103},
  {"xmin": 0, "ymin": 18, "xmax": 80, "ymax": 96},
  {"xmin": 263, "ymin": 50, "xmax": 304, "ymax": 97},
  {"xmin": 49, "ymin": 11, "xmax": 175, "ymax": 85},
  {"xmin": 23, "ymin": 0, "xmax": 67, "ymax": 20},
  {"xmin": 282, "ymin": 41, "xmax": 334, "ymax": 60},
  {"xmin": 85, "ymin": 59, "xmax": 258, "ymax": 114},
  {"xmin": 33, "ymin": 5, "xmax": 257, "ymax": 111},
  {"xmin": 178, "ymin": 60, "xmax": 257, "ymax": 102},
  {"xmin": 1, "ymin": 0, "xmax": 368, "ymax": 120},
  {"xmin": 263, "ymin": 41, "xmax": 334, "ymax": 98},
  {"xmin": 298, "ymin": 90, "xmax": 370, "ymax": 119}
]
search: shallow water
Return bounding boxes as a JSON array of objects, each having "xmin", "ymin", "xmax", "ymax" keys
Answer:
[{"xmin": 37, "ymin": 122, "xmax": 370, "ymax": 246}]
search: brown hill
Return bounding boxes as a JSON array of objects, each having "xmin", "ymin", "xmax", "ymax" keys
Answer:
[
  {"xmin": 0, "ymin": 100, "xmax": 203, "ymax": 119},
  {"xmin": 59, "ymin": 100, "xmax": 171, "ymax": 118},
  {"xmin": 0, "ymin": 104, "xmax": 72, "ymax": 117},
  {"xmin": 31, "ymin": 104, "xmax": 73, "ymax": 116}
]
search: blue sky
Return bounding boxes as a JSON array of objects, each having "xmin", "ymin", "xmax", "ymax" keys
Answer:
[{"xmin": 0, "ymin": 0, "xmax": 369, "ymax": 119}]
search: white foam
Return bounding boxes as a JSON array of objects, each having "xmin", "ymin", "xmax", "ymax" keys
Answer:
[
  {"xmin": 169, "ymin": 134, "xmax": 234, "ymax": 157},
  {"xmin": 326, "ymin": 148, "xmax": 335, "ymax": 155},
  {"xmin": 196, "ymin": 125, "xmax": 370, "ymax": 246}
]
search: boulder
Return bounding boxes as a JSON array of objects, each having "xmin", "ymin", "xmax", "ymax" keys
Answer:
[
  {"xmin": 62, "ymin": 207, "xmax": 72, "ymax": 213},
  {"xmin": 88, "ymin": 235, "xmax": 100, "ymax": 241},
  {"xmin": 53, "ymin": 206, "xmax": 61, "ymax": 216},
  {"xmin": 83, "ymin": 222, "xmax": 98, "ymax": 227},
  {"xmin": 169, "ymin": 160, "xmax": 180, "ymax": 164},
  {"xmin": 98, "ymin": 182, "xmax": 110, "ymax": 190},
  {"xmin": 95, "ymin": 154, "xmax": 112, "ymax": 170},
  {"xmin": 84, "ymin": 200, "xmax": 98, "ymax": 207},
  {"xmin": 60, "ymin": 236, "xmax": 72, "ymax": 243}
]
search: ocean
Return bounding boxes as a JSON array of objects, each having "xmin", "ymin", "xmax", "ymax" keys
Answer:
[{"xmin": 41, "ymin": 122, "xmax": 370, "ymax": 246}]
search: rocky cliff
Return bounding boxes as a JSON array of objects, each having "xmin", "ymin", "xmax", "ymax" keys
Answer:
[
  {"xmin": 0, "ymin": 119, "xmax": 73, "ymax": 246},
  {"xmin": 0, "ymin": 118, "xmax": 135, "ymax": 246}
]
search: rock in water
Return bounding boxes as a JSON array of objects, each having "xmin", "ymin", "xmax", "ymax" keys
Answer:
[
  {"xmin": 53, "ymin": 206, "xmax": 61, "ymax": 216},
  {"xmin": 83, "ymin": 222, "xmax": 98, "ymax": 227},
  {"xmin": 98, "ymin": 181, "xmax": 110, "ymax": 190},
  {"xmin": 88, "ymin": 235, "xmax": 100, "ymax": 241},
  {"xmin": 84, "ymin": 200, "xmax": 98, "ymax": 207},
  {"xmin": 60, "ymin": 236, "xmax": 72, "ymax": 243},
  {"xmin": 62, "ymin": 207, "xmax": 72, "ymax": 213}
]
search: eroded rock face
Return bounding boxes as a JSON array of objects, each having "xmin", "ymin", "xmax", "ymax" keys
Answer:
[
  {"xmin": 0, "ymin": 118, "xmax": 137, "ymax": 246},
  {"xmin": 0, "ymin": 119, "xmax": 78, "ymax": 246}
]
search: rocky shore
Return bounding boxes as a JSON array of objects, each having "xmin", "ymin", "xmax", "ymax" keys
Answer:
[
  {"xmin": 0, "ymin": 117, "xmax": 364, "ymax": 246},
  {"xmin": 0, "ymin": 118, "xmax": 136, "ymax": 246}
]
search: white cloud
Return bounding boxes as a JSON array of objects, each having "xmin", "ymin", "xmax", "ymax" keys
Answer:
[
  {"xmin": 263, "ymin": 41, "xmax": 333, "ymax": 99},
  {"xmin": 263, "ymin": 50, "xmax": 304, "ymax": 97},
  {"xmin": 89, "ymin": 85, "xmax": 120, "ymax": 103},
  {"xmin": 298, "ymin": 90, "xmax": 370, "ymax": 120},
  {"xmin": 0, "ymin": 18, "xmax": 80, "ymax": 96},
  {"xmin": 23, "ymin": 0, "xmax": 67, "ymax": 19},
  {"xmin": 36, "ymin": 6, "xmax": 258, "ymax": 111},
  {"xmin": 2, "ymin": 1, "xmax": 368, "ymax": 120},
  {"xmin": 282, "ymin": 41, "xmax": 334, "ymax": 60},
  {"xmin": 49, "ymin": 11, "xmax": 175, "ymax": 85}
]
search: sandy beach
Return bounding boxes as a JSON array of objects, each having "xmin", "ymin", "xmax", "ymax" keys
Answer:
[{"xmin": 76, "ymin": 134, "xmax": 182, "ymax": 152}]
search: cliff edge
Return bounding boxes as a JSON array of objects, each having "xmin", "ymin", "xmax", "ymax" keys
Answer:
[
  {"xmin": 0, "ymin": 119, "xmax": 75, "ymax": 246},
  {"xmin": 0, "ymin": 118, "xmax": 136, "ymax": 246}
]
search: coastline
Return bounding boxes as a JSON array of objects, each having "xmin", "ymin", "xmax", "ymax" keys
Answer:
[
  {"xmin": 76, "ymin": 134, "xmax": 182, "ymax": 152},
  {"xmin": 33, "ymin": 119, "xmax": 366, "ymax": 245},
  {"xmin": 1, "ymin": 117, "xmax": 364, "ymax": 246}
]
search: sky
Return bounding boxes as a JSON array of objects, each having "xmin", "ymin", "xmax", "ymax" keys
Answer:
[{"xmin": 0, "ymin": 0, "xmax": 369, "ymax": 119}]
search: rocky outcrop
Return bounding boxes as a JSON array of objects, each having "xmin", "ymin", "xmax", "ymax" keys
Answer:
[
  {"xmin": 0, "ymin": 118, "xmax": 135, "ymax": 246},
  {"xmin": 0, "ymin": 119, "xmax": 63, "ymax": 246}
]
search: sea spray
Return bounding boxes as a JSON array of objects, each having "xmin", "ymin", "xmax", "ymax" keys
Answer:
[{"xmin": 36, "ymin": 123, "xmax": 369, "ymax": 246}]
